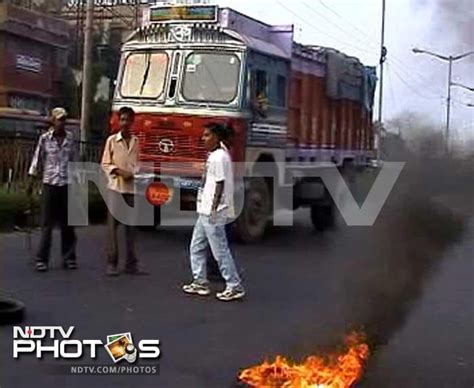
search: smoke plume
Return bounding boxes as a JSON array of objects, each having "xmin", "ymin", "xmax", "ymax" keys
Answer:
[
  {"xmin": 423, "ymin": 0, "xmax": 474, "ymax": 58},
  {"xmin": 338, "ymin": 131, "xmax": 472, "ymax": 354},
  {"xmin": 433, "ymin": 0, "xmax": 474, "ymax": 48}
]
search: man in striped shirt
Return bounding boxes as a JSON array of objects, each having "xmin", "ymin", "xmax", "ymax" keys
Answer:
[{"xmin": 28, "ymin": 107, "xmax": 78, "ymax": 272}]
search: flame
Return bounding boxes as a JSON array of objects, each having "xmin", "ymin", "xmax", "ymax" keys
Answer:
[{"xmin": 238, "ymin": 332, "xmax": 369, "ymax": 388}]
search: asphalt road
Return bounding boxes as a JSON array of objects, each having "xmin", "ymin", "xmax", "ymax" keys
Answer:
[{"xmin": 0, "ymin": 208, "xmax": 472, "ymax": 388}]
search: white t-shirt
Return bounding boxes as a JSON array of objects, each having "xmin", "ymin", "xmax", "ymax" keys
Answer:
[{"xmin": 197, "ymin": 147, "xmax": 235, "ymax": 218}]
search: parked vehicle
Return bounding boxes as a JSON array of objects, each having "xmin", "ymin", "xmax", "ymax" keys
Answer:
[
  {"xmin": 0, "ymin": 108, "xmax": 80, "ymax": 139},
  {"xmin": 0, "ymin": 108, "xmax": 48, "ymax": 139}
]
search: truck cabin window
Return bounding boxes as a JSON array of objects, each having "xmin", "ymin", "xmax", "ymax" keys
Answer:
[
  {"xmin": 120, "ymin": 52, "xmax": 169, "ymax": 98},
  {"xmin": 250, "ymin": 70, "xmax": 269, "ymax": 118},
  {"xmin": 182, "ymin": 53, "xmax": 240, "ymax": 104}
]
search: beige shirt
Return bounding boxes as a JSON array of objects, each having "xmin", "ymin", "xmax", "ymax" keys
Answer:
[{"xmin": 101, "ymin": 132, "xmax": 139, "ymax": 194}]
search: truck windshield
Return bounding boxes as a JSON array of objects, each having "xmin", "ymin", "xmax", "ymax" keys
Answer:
[
  {"xmin": 182, "ymin": 52, "xmax": 240, "ymax": 104},
  {"xmin": 120, "ymin": 52, "xmax": 169, "ymax": 98}
]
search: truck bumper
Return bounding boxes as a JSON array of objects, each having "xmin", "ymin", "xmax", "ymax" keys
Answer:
[{"xmin": 135, "ymin": 173, "xmax": 201, "ymax": 206}]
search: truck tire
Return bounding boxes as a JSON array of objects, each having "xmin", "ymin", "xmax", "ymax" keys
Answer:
[
  {"xmin": 233, "ymin": 177, "xmax": 271, "ymax": 243},
  {"xmin": 0, "ymin": 297, "xmax": 25, "ymax": 325},
  {"xmin": 310, "ymin": 203, "xmax": 335, "ymax": 232},
  {"xmin": 340, "ymin": 159, "xmax": 358, "ymax": 204}
]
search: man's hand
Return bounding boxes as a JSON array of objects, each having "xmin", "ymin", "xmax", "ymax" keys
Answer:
[
  {"xmin": 120, "ymin": 169, "xmax": 134, "ymax": 181},
  {"xmin": 113, "ymin": 168, "xmax": 134, "ymax": 181},
  {"xmin": 210, "ymin": 209, "xmax": 218, "ymax": 224},
  {"xmin": 211, "ymin": 181, "xmax": 224, "ymax": 222}
]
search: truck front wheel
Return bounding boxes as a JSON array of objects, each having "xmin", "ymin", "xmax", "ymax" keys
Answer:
[{"xmin": 233, "ymin": 177, "xmax": 271, "ymax": 243}]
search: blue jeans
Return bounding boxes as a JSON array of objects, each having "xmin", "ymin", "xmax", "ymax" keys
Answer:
[{"xmin": 190, "ymin": 215, "xmax": 242, "ymax": 290}]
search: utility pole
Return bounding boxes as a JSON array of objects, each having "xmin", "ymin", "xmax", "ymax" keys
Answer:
[
  {"xmin": 80, "ymin": 0, "xmax": 94, "ymax": 146},
  {"xmin": 377, "ymin": 0, "xmax": 387, "ymax": 163},
  {"xmin": 412, "ymin": 48, "xmax": 474, "ymax": 153},
  {"xmin": 446, "ymin": 57, "xmax": 453, "ymax": 154}
]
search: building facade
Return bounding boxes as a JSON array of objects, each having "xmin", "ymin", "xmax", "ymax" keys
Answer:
[{"xmin": 0, "ymin": 2, "xmax": 71, "ymax": 114}]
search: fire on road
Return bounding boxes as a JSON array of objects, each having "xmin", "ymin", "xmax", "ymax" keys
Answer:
[{"xmin": 238, "ymin": 332, "xmax": 369, "ymax": 388}]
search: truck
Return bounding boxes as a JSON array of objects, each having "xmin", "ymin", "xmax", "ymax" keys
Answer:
[{"xmin": 109, "ymin": 3, "xmax": 378, "ymax": 242}]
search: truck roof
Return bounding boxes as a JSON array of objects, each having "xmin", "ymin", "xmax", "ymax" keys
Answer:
[{"xmin": 136, "ymin": 4, "xmax": 370, "ymax": 68}]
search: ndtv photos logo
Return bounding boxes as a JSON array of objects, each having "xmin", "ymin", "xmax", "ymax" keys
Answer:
[{"xmin": 13, "ymin": 326, "xmax": 161, "ymax": 363}]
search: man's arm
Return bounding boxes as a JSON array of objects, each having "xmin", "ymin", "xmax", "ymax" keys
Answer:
[
  {"xmin": 212, "ymin": 181, "xmax": 225, "ymax": 213},
  {"xmin": 101, "ymin": 137, "xmax": 117, "ymax": 175},
  {"xmin": 26, "ymin": 136, "xmax": 44, "ymax": 195},
  {"xmin": 210, "ymin": 152, "xmax": 227, "ymax": 213},
  {"xmin": 101, "ymin": 137, "xmax": 134, "ymax": 180},
  {"xmin": 28, "ymin": 136, "xmax": 43, "ymax": 178}
]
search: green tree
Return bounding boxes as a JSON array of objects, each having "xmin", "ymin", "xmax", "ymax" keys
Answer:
[{"xmin": 58, "ymin": 67, "xmax": 80, "ymax": 119}]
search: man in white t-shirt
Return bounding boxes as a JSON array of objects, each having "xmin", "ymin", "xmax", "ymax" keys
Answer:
[
  {"xmin": 196, "ymin": 146, "xmax": 235, "ymax": 219},
  {"xmin": 183, "ymin": 123, "xmax": 245, "ymax": 302}
]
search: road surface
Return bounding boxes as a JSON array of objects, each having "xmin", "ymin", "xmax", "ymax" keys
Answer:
[{"xmin": 0, "ymin": 209, "xmax": 472, "ymax": 387}]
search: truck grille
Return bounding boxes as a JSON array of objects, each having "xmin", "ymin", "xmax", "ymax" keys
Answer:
[{"xmin": 136, "ymin": 129, "xmax": 207, "ymax": 175}]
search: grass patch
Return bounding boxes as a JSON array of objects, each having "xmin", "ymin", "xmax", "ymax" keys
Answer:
[{"xmin": 0, "ymin": 190, "xmax": 40, "ymax": 231}]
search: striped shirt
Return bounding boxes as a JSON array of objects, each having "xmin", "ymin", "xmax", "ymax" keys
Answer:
[{"xmin": 28, "ymin": 129, "xmax": 78, "ymax": 186}]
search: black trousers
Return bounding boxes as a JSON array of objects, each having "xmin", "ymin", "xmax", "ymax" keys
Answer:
[
  {"xmin": 106, "ymin": 191, "xmax": 138, "ymax": 269},
  {"xmin": 37, "ymin": 184, "xmax": 77, "ymax": 264}
]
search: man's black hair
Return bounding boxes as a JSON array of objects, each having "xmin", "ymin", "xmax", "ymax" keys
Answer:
[
  {"xmin": 119, "ymin": 106, "xmax": 135, "ymax": 119},
  {"xmin": 205, "ymin": 122, "xmax": 235, "ymax": 143}
]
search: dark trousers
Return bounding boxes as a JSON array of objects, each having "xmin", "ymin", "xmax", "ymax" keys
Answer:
[
  {"xmin": 106, "ymin": 191, "xmax": 138, "ymax": 269},
  {"xmin": 37, "ymin": 184, "xmax": 77, "ymax": 264}
]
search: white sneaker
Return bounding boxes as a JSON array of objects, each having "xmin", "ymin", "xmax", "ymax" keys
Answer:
[
  {"xmin": 216, "ymin": 287, "xmax": 246, "ymax": 302},
  {"xmin": 182, "ymin": 282, "xmax": 211, "ymax": 296}
]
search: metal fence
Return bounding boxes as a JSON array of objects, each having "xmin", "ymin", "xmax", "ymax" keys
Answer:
[{"xmin": 0, "ymin": 137, "xmax": 103, "ymax": 192}]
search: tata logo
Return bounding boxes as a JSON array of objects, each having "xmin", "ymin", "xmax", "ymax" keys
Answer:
[{"xmin": 159, "ymin": 139, "xmax": 175, "ymax": 154}]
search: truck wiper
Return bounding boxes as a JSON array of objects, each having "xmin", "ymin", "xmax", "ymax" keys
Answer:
[{"xmin": 139, "ymin": 53, "xmax": 152, "ymax": 95}]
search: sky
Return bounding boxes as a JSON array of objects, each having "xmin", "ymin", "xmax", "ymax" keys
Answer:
[{"xmin": 217, "ymin": 0, "xmax": 474, "ymax": 141}]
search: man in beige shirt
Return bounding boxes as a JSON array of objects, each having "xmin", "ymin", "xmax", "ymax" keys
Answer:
[{"xmin": 101, "ymin": 106, "xmax": 148, "ymax": 276}]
